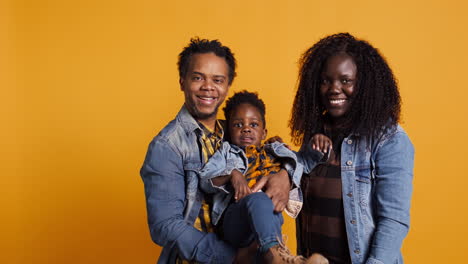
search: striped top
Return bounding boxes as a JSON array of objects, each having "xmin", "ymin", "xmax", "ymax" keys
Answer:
[{"xmin": 297, "ymin": 161, "xmax": 351, "ymax": 264}]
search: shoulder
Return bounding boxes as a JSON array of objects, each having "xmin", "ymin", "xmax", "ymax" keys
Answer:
[
  {"xmin": 147, "ymin": 113, "xmax": 197, "ymax": 158},
  {"xmin": 265, "ymin": 141, "xmax": 295, "ymax": 156},
  {"xmin": 372, "ymin": 124, "xmax": 414, "ymax": 155}
]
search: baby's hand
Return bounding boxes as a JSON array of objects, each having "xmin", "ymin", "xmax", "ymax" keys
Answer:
[
  {"xmin": 230, "ymin": 170, "xmax": 252, "ymax": 201},
  {"xmin": 311, "ymin": 134, "xmax": 332, "ymax": 153}
]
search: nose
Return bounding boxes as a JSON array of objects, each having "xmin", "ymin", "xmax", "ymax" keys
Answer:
[
  {"xmin": 201, "ymin": 79, "xmax": 215, "ymax": 91},
  {"xmin": 241, "ymin": 126, "xmax": 251, "ymax": 133},
  {"xmin": 327, "ymin": 80, "xmax": 341, "ymax": 94}
]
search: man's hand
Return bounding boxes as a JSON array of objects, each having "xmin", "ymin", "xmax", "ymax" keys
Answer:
[
  {"xmin": 251, "ymin": 169, "xmax": 290, "ymax": 212},
  {"xmin": 230, "ymin": 169, "xmax": 252, "ymax": 201}
]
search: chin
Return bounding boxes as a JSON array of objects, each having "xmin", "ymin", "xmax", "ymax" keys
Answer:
[{"xmin": 193, "ymin": 108, "xmax": 217, "ymax": 120}]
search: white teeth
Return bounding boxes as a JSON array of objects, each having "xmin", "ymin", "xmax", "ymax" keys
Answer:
[
  {"xmin": 199, "ymin": 96, "xmax": 215, "ymax": 101},
  {"xmin": 330, "ymin": 99, "xmax": 346, "ymax": 104}
]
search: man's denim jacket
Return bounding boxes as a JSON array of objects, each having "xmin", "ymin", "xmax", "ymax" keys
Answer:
[
  {"xmin": 198, "ymin": 141, "xmax": 324, "ymax": 223},
  {"xmin": 297, "ymin": 125, "xmax": 414, "ymax": 264},
  {"xmin": 140, "ymin": 106, "xmax": 236, "ymax": 264}
]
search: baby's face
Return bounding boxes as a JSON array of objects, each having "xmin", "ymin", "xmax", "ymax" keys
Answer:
[{"xmin": 228, "ymin": 103, "xmax": 267, "ymax": 148}]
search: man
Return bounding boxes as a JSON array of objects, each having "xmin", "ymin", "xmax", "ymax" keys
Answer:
[{"xmin": 140, "ymin": 38, "xmax": 292, "ymax": 263}]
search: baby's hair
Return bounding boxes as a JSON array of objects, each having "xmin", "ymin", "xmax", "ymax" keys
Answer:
[
  {"xmin": 223, "ymin": 90, "xmax": 266, "ymax": 142},
  {"xmin": 224, "ymin": 90, "xmax": 266, "ymax": 124}
]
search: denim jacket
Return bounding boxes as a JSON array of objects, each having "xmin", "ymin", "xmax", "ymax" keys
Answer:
[
  {"xmin": 198, "ymin": 141, "xmax": 324, "ymax": 223},
  {"xmin": 298, "ymin": 125, "xmax": 414, "ymax": 264},
  {"xmin": 140, "ymin": 106, "xmax": 236, "ymax": 264}
]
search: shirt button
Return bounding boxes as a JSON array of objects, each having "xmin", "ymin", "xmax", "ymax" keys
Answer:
[
  {"xmin": 346, "ymin": 160, "xmax": 353, "ymax": 166},
  {"xmin": 350, "ymin": 220, "xmax": 356, "ymax": 224},
  {"xmin": 347, "ymin": 139, "xmax": 353, "ymax": 144},
  {"xmin": 347, "ymin": 192, "xmax": 353, "ymax": 197},
  {"xmin": 354, "ymin": 249, "xmax": 360, "ymax": 254}
]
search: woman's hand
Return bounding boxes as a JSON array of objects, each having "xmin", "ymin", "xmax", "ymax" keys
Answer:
[{"xmin": 311, "ymin": 133, "xmax": 332, "ymax": 153}]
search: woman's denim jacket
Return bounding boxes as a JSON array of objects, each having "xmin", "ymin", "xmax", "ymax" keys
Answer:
[
  {"xmin": 140, "ymin": 106, "xmax": 236, "ymax": 264},
  {"xmin": 297, "ymin": 125, "xmax": 414, "ymax": 264},
  {"xmin": 198, "ymin": 141, "xmax": 324, "ymax": 223}
]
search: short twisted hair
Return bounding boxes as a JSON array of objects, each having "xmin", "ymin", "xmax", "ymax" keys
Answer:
[{"xmin": 178, "ymin": 37, "xmax": 237, "ymax": 85}]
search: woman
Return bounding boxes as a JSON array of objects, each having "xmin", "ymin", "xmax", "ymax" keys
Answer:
[{"xmin": 290, "ymin": 33, "xmax": 414, "ymax": 264}]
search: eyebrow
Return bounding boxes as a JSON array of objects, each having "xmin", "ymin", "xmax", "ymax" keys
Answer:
[
  {"xmin": 231, "ymin": 117, "xmax": 261, "ymax": 121},
  {"xmin": 192, "ymin": 71, "xmax": 226, "ymax": 79},
  {"xmin": 321, "ymin": 73, "xmax": 355, "ymax": 78}
]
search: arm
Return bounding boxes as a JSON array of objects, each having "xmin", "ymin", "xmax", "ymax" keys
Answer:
[
  {"xmin": 140, "ymin": 139, "xmax": 235, "ymax": 263},
  {"xmin": 251, "ymin": 143, "xmax": 302, "ymax": 212},
  {"xmin": 365, "ymin": 131, "xmax": 414, "ymax": 264},
  {"xmin": 296, "ymin": 138, "xmax": 326, "ymax": 175},
  {"xmin": 199, "ymin": 142, "xmax": 247, "ymax": 194},
  {"xmin": 252, "ymin": 168, "xmax": 291, "ymax": 212}
]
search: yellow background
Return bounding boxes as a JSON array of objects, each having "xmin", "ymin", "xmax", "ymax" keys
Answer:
[{"xmin": 4, "ymin": 0, "xmax": 468, "ymax": 263}]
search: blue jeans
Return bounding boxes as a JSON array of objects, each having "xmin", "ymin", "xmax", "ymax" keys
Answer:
[{"xmin": 222, "ymin": 192, "xmax": 284, "ymax": 253}]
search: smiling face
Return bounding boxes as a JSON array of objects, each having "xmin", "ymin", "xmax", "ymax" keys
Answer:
[
  {"xmin": 320, "ymin": 53, "xmax": 357, "ymax": 122},
  {"xmin": 180, "ymin": 52, "xmax": 230, "ymax": 128},
  {"xmin": 228, "ymin": 103, "xmax": 267, "ymax": 148}
]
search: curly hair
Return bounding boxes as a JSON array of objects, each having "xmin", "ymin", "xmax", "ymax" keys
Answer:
[
  {"xmin": 178, "ymin": 37, "xmax": 237, "ymax": 85},
  {"xmin": 223, "ymin": 90, "xmax": 266, "ymax": 142},
  {"xmin": 289, "ymin": 33, "xmax": 401, "ymax": 146}
]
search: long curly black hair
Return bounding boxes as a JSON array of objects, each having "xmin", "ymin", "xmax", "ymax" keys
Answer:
[{"xmin": 289, "ymin": 33, "xmax": 401, "ymax": 146}]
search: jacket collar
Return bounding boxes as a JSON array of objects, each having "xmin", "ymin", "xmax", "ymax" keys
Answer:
[
  {"xmin": 175, "ymin": 105, "xmax": 226, "ymax": 138},
  {"xmin": 176, "ymin": 105, "xmax": 202, "ymax": 134}
]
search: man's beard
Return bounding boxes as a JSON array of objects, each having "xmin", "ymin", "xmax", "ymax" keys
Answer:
[{"xmin": 186, "ymin": 103, "xmax": 219, "ymax": 121}]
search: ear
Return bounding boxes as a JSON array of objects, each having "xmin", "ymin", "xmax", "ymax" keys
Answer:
[
  {"xmin": 179, "ymin": 78, "xmax": 184, "ymax": 91},
  {"xmin": 262, "ymin": 128, "xmax": 268, "ymax": 140}
]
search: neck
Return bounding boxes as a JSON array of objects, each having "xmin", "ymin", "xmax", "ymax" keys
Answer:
[
  {"xmin": 328, "ymin": 116, "xmax": 351, "ymax": 131},
  {"xmin": 197, "ymin": 117, "xmax": 217, "ymax": 131}
]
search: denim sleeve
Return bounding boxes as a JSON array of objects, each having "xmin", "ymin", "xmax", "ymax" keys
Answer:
[
  {"xmin": 199, "ymin": 142, "xmax": 246, "ymax": 194},
  {"xmin": 296, "ymin": 142, "xmax": 325, "ymax": 174},
  {"xmin": 140, "ymin": 139, "xmax": 235, "ymax": 263},
  {"xmin": 366, "ymin": 131, "xmax": 414, "ymax": 263}
]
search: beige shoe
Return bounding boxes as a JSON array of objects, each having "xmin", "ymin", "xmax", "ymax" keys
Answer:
[
  {"xmin": 305, "ymin": 253, "xmax": 329, "ymax": 264},
  {"xmin": 263, "ymin": 240, "xmax": 307, "ymax": 264}
]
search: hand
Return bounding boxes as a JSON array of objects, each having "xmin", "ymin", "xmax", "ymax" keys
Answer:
[
  {"xmin": 311, "ymin": 134, "xmax": 332, "ymax": 153},
  {"xmin": 230, "ymin": 170, "xmax": 252, "ymax": 201},
  {"xmin": 251, "ymin": 169, "xmax": 290, "ymax": 212},
  {"xmin": 264, "ymin": 136, "xmax": 291, "ymax": 150}
]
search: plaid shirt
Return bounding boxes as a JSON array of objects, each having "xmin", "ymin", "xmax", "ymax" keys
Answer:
[
  {"xmin": 177, "ymin": 121, "xmax": 224, "ymax": 264},
  {"xmin": 243, "ymin": 145, "xmax": 282, "ymax": 188}
]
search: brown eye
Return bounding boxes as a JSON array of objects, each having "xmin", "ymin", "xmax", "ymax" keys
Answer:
[{"xmin": 341, "ymin": 79, "xmax": 353, "ymax": 84}]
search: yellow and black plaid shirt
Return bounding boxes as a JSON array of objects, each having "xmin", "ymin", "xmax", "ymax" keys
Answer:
[
  {"xmin": 177, "ymin": 121, "xmax": 223, "ymax": 264},
  {"xmin": 194, "ymin": 121, "xmax": 224, "ymax": 233},
  {"xmin": 243, "ymin": 145, "xmax": 282, "ymax": 188}
]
